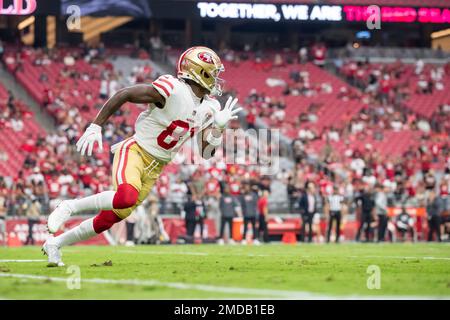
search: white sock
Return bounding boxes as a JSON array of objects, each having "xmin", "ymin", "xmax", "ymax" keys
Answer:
[
  {"xmin": 54, "ymin": 218, "xmax": 97, "ymax": 248},
  {"xmin": 66, "ymin": 191, "xmax": 115, "ymax": 214}
]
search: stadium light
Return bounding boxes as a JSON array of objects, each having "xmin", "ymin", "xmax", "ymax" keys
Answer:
[
  {"xmin": 431, "ymin": 28, "xmax": 450, "ymax": 39},
  {"xmin": 17, "ymin": 16, "xmax": 35, "ymax": 30}
]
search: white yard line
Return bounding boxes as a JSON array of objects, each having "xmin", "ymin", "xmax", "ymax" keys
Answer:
[
  {"xmin": 0, "ymin": 272, "xmax": 319, "ymax": 299},
  {"xmin": 118, "ymin": 250, "xmax": 270, "ymax": 257},
  {"xmin": 119, "ymin": 250, "xmax": 209, "ymax": 256},
  {"xmin": 423, "ymin": 256, "xmax": 450, "ymax": 261},
  {"xmin": 0, "ymin": 259, "xmax": 46, "ymax": 263},
  {"xmin": 349, "ymin": 255, "xmax": 450, "ymax": 261},
  {"xmin": 0, "ymin": 272, "xmax": 448, "ymax": 300}
]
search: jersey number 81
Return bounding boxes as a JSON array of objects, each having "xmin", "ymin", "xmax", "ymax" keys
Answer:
[{"xmin": 157, "ymin": 120, "xmax": 195, "ymax": 150}]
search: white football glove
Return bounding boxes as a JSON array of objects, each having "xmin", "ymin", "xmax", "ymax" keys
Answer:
[
  {"xmin": 76, "ymin": 123, "xmax": 103, "ymax": 156},
  {"xmin": 209, "ymin": 96, "xmax": 242, "ymax": 130}
]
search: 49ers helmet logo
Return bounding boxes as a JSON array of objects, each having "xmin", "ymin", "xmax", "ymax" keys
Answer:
[{"xmin": 197, "ymin": 52, "xmax": 214, "ymax": 64}]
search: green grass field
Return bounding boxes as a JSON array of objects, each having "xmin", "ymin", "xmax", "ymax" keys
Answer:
[{"xmin": 0, "ymin": 243, "xmax": 449, "ymax": 299}]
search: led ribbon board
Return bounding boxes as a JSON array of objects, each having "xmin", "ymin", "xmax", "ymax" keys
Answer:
[{"xmin": 197, "ymin": 2, "xmax": 450, "ymax": 24}]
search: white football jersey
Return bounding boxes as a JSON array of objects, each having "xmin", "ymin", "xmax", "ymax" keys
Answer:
[{"xmin": 133, "ymin": 75, "xmax": 220, "ymax": 162}]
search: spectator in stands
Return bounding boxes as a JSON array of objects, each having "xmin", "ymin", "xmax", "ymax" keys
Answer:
[
  {"xmin": 415, "ymin": 59, "xmax": 424, "ymax": 75},
  {"xmin": 246, "ymin": 109, "xmax": 257, "ymax": 130},
  {"xmin": 426, "ymin": 190, "xmax": 443, "ymax": 242},
  {"xmin": 189, "ymin": 169, "xmax": 205, "ymax": 200},
  {"xmin": 99, "ymin": 77, "xmax": 109, "ymax": 99},
  {"xmin": 240, "ymin": 182, "xmax": 259, "ymax": 245},
  {"xmin": 298, "ymin": 46, "xmax": 308, "ymax": 64},
  {"xmin": 27, "ymin": 167, "xmax": 44, "ymax": 185},
  {"xmin": 273, "ymin": 54, "xmax": 284, "ymax": 69},
  {"xmin": 299, "ymin": 181, "xmax": 318, "ymax": 242},
  {"xmin": 10, "ymin": 117, "xmax": 24, "ymax": 132},
  {"xmin": 0, "ymin": 149, "xmax": 8, "ymax": 163},
  {"xmin": 156, "ymin": 174, "xmax": 169, "ymax": 215},
  {"xmin": 311, "ymin": 42, "xmax": 326, "ymax": 68},
  {"xmin": 169, "ymin": 177, "xmax": 188, "ymax": 214}
]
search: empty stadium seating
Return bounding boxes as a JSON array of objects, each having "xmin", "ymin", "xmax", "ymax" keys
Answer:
[
  {"xmin": 339, "ymin": 60, "xmax": 450, "ymax": 117},
  {"xmin": 224, "ymin": 59, "xmax": 364, "ymax": 137}
]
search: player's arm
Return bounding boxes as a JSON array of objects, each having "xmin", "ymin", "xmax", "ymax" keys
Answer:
[
  {"xmin": 197, "ymin": 126, "xmax": 223, "ymax": 160},
  {"xmin": 93, "ymin": 84, "xmax": 165, "ymax": 126},
  {"xmin": 76, "ymin": 84, "xmax": 165, "ymax": 156},
  {"xmin": 198, "ymin": 96, "xmax": 241, "ymax": 160}
]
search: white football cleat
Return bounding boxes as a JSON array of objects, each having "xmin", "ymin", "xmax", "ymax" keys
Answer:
[
  {"xmin": 47, "ymin": 201, "xmax": 74, "ymax": 234},
  {"xmin": 253, "ymin": 239, "xmax": 261, "ymax": 246},
  {"xmin": 125, "ymin": 240, "xmax": 135, "ymax": 247},
  {"xmin": 217, "ymin": 238, "xmax": 225, "ymax": 245},
  {"xmin": 42, "ymin": 237, "xmax": 64, "ymax": 267}
]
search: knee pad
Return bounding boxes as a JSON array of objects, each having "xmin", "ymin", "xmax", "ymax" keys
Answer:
[
  {"xmin": 93, "ymin": 210, "xmax": 122, "ymax": 233},
  {"xmin": 113, "ymin": 183, "xmax": 139, "ymax": 209}
]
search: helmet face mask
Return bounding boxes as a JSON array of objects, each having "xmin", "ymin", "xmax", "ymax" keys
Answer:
[
  {"xmin": 177, "ymin": 46, "xmax": 225, "ymax": 96},
  {"xmin": 207, "ymin": 65, "xmax": 225, "ymax": 96}
]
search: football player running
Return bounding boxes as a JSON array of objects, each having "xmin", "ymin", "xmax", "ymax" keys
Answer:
[{"xmin": 43, "ymin": 47, "xmax": 241, "ymax": 266}]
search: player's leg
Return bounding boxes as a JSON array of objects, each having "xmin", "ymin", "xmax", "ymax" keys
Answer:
[
  {"xmin": 436, "ymin": 216, "xmax": 442, "ymax": 242},
  {"xmin": 227, "ymin": 218, "xmax": 233, "ymax": 242},
  {"xmin": 48, "ymin": 145, "xmax": 164, "ymax": 253},
  {"xmin": 44, "ymin": 142, "xmax": 147, "ymax": 266},
  {"xmin": 251, "ymin": 217, "xmax": 257, "ymax": 240},
  {"xmin": 307, "ymin": 214, "xmax": 313, "ymax": 242},
  {"xmin": 242, "ymin": 217, "xmax": 249, "ymax": 243},
  {"xmin": 364, "ymin": 216, "xmax": 372, "ymax": 241},
  {"xmin": 335, "ymin": 212, "xmax": 341, "ymax": 243},
  {"xmin": 186, "ymin": 219, "xmax": 195, "ymax": 238},
  {"xmin": 199, "ymin": 218, "xmax": 204, "ymax": 239},
  {"xmin": 47, "ymin": 139, "xmax": 141, "ymax": 233},
  {"xmin": 326, "ymin": 214, "xmax": 333, "ymax": 243},
  {"xmin": 300, "ymin": 214, "xmax": 307, "ymax": 242},
  {"xmin": 355, "ymin": 216, "xmax": 364, "ymax": 241},
  {"xmin": 0, "ymin": 218, "xmax": 6, "ymax": 246},
  {"xmin": 219, "ymin": 216, "xmax": 225, "ymax": 239}
]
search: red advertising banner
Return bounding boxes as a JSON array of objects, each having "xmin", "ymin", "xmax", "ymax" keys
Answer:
[
  {"xmin": 162, "ymin": 218, "xmax": 217, "ymax": 243},
  {"xmin": 387, "ymin": 207, "xmax": 426, "ymax": 217},
  {"xmin": 0, "ymin": 217, "xmax": 217, "ymax": 246},
  {"xmin": 1, "ymin": 218, "xmax": 108, "ymax": 247}
]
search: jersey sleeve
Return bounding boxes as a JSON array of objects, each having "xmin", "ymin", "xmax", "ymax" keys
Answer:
[{"xmin": 151, "ymin": 75, "xmax": 177, "ymax": 100}]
